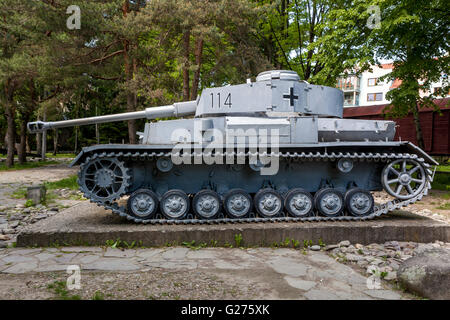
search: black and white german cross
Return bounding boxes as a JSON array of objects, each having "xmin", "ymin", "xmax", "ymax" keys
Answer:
[{"xmin": 283, "ymin": 87, "xmax": 299, "ymax": 106}]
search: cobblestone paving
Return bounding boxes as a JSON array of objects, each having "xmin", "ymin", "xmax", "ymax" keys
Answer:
[{"xmin": 0, "ymin": 247, "xmax": 410, "ymax": 300}]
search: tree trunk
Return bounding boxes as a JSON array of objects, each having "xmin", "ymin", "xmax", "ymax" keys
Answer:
[
  {"xmin": 182, "ymin": 30, "xmax": 191, "ymax": 101},
  {"xmin": 412, "ymin": 101, "xmax": 425, "ymax": 149},
  {"xmin": 5, "ymin": 104, "xmax": 16, "ymax": 167},
  {"xmin": 53, "ymin": 128, "xmax": 58, "ymax": 155},
  {"xmin": 4, "ymin": 79, "xmax": 16, "ymax": 168},
  {"xmin": 36, "ymin": 130, "xmax": 42, "ymax": 156},
  {"xmin": 18, "ymin": 113, "xmax": 30, "ymax": 164},
  {"xmin": 122, "ymin": 0, "xmax": 136, "ymax": 144},
  {"xmin": 26, "ymin": 135, "xmax": 30, "ymax": 153},
  {"xmin": 41, "ymin": 107, "xmax": 47, "ymax": 160},
  {"xmin": 191, "ymin": 37, "xmax": 204, "ymax": 99},
  {"xmin": 74, "ymin": 126, "xmax": 78, "ymax": 154}
]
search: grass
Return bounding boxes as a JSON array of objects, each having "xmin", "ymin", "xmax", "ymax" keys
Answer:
[
  {"xmin": 47, "ymin": 281, "xmax": 81, "ymax": 300},
  {"xmin": 92, "ymin": 291, "xmax": 105, "ymax": 300},
  {"xmin": 0, "ymin": 153, "xmax": 76, "ymax": 159},
  {"xmin": 234, "ymin": 234, "xmax": 243, "ymax": 247},
  {"xmin": 431, "ymin": 172, "xmax": 450, "ymax": 191},
  {"xmin": 105, "ymin": 238, "xmax": 144, "ymax": 249},
  {"xmin": 44, "ymin": 175, "xmax": 79, "ymax": 191},
  {"xmin": 11, "ymin": 187, "xmax": 27, "ymax": 199},
  {"xmin": 436, "ymin": 203, "xmax": 450, "ymax": 210},
  {"xmin": 11, "ymin": 175, "xmax": 80, "ymax": 206},
  {"xmin": 0, "ymin": 160, "xmax": 59, "ymax": 171},
  {"xmin": 45, "ymin": 153, "xmax": 76, "ymax": 158},
  {"xmin": 437, "ymin": 165, "xmax": 450, "ymax": 173},
  {"xmin": 181, "ymin": 240, "xmax": 207, "ymax": 250}
]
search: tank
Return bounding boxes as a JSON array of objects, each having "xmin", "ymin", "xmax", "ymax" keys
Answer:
[{"xmin": 28, "ymin": 70, "xmax": 438, "ymax": 224}]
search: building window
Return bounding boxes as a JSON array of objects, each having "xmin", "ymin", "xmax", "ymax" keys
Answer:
[
  {"xmin": 367, "ymin": 93, "xmax": 383, "ymax": 101},
  {"xmin": 368, "ymin": 78, "xmax": 377, "ymax": 86},
  {"xmin": 336, "ymin": 76, "xmax": 360, "ymax": 91},
  {"xmin": 344, "ymin": 92, "xmax": 354, "ymax": 106},
  {"xmin": 433, "ymin": 87, "xmax": 442, "ymax": 94}
]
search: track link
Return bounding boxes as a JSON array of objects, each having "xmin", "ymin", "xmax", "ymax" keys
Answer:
[{"xmin": 80, "ymin": 150, "xmax": 435, "ymax": 224}]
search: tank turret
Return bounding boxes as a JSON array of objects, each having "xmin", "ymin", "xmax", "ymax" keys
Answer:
[{"xmin": 27, "ymin": 70, "xmax": 437, "ymax": 224}]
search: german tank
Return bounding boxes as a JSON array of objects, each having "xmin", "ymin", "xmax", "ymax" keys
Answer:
[{"xmin": 28, "ymin": 70, "xmax": 437, "ymax": 224}]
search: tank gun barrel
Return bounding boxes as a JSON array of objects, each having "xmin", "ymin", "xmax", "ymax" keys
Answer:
[{"xmin": 27, "ymin": 100, "xmax": 197, "ymax": 133}]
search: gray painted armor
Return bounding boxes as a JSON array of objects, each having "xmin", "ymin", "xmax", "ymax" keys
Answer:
[{"xmin": 27, "ymin": 70, "xmax": 437, "ymax": 223}]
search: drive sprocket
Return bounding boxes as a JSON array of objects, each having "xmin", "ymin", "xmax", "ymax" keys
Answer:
[{"xmin": 78, "ymin": 155, "xmax": 130, "ymax": 203}]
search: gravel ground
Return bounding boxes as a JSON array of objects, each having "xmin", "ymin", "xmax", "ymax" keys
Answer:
[
  {"xmin": 0, "ymin": 162, "xmax": 84, "ymax": 247},
  {"xmin": 373, "ymin": 190, "xmax": 450, "ymax": 224},
  {"xmin": 325, "ymin": 239, "xmax": 450, "ymax": 288},
  {"xmin": 0, "ymin": 246, "xmax": 413, "ymax": 300},
  {"xmin": 0, "ymin": 269, "xmax": 266, "ymax": 300}
]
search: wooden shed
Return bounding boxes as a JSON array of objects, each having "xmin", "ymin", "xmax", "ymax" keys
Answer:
[{"xmin": 343, "ymin": 98, "xmax": 450, "ymax": 155}]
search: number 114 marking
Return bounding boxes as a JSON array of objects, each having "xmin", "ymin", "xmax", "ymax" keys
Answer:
[{"xmin": 211, "ymin": 93, "xmax": 232, "ymax": 108}]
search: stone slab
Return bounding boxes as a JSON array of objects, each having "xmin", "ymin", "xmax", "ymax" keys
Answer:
[{"xmin": 16, "ymin": 202, "xmax": 450, "ymax": 247}]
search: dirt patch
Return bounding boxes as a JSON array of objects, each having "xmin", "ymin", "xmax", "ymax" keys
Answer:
[
  {"xmin": 0, "ymin": 269, "xmax": 276, "ymax": 300},
  {"xmin": 0, "ymin": 163, "xmax": 78, "ymax": 184},
  {"xmin": 373, "ymin": 190, "xmax": 450, "ymax": 224}
]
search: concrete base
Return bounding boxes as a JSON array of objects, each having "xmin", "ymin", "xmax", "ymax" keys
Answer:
[{"xmin": 17, "ymin": 202, "xmax": 450, "ymax": 247}]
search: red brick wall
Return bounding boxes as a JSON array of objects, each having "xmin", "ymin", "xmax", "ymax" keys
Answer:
[{"xmin": 343, "ymin": 98, "xmax": 450, "ymax": 155}]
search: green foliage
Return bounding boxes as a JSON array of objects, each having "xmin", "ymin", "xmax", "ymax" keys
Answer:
[
  {"xmin": 105, "ymin": 238, "xmax": 144, "ymax": 249},
  {"xmin": 105, "ymin": 239, "xmax": 122, "ymax": 249},
  {"xmin": 319, "ymin": 0, "xmax": 449, "ymax": 146},
  {"xmin": 270, "ymin": 238, "xmax": 300, "ymax": 249},
  {"xmin": 234, "ymin": 234, "xmax": 243, "ymax": 247},
  {"xmin": 44, "ymin": 175, "xmax": 79, "ymax": 191},
  {"xmin": 182, "ymin": 240, "xmax": 207, "ymax": 250},
  {"xmin": 210, "ymin": 240, "xmax": 218, "ymax": 247},
  {"xmin": 45, "ymin": 153, "xmax": 76, "ymax": 158},
  {"xmin": 431, "ymin": 173, "xmax": 450, "ymax": 192},
  {"xmin": 24, "ymin": 199, "xmax": 34, "ymax": 208},
  {"xmin": 437, "ymin": 166, "xmax": 450, "ymax": 173},
  {"xmin": 47, "ymin": 281, "xmax": 81, "ymax": 300},
  {"xmin": 11, "ymin": 187, "xmax": 27, "ymax": 199},
  {"xmin": 256, "ymin": 0, "xmax": 349, "ymax": 85},
  {"xmin": 303, "ymin": 240, "xmax": 313, "ymax": 248},
  {"xmin": 436, "ymin": 203, "xmax": 450, "ymax": 210},
  {"xmin": 2, "ymin": 0, "xmax": 448, "ymax": 164},
  {"xmin": 318, "ymin": 239, "xmax": 326, "ymax": 247},
  {"xmin": 92, "ymin": 291, "xmax": 105, "ymax": 300},
  {"xmin": 0, "ymin": 161, "xmax": 59, "ymax": 171}
]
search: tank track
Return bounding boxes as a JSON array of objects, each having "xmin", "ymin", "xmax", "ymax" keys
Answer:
[{"xmin": 80, "ymin": 150, "xmax": 434, "ymax": 224}]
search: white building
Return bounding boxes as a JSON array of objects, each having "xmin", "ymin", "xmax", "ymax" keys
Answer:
[{"xmin": 337, "ymin": 63, "xmax": 449, "ymax": 107}]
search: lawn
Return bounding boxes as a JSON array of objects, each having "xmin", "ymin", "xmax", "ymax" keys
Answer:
[
  {"xmin": 44, "ymin": 175, "xmax": 79, "ymax": 191},
  {"xmin": 437, "ymin": 165, "xmax": 450, "ymax": 173},
  {"xmin": 431, "ymin": 172, "xmax": 450, "ymax": 192},
  {"xmin": 0, "ymin": 160, "xmax": 59, "ymax": 171}
]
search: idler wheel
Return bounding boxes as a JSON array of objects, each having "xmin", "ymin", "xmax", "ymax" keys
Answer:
[
  {"xmin": 314, "ymin": 188, "xmax": 344, "ymax": 217},
  {"xmin": 254, "ymin": 188, "xmax": 284, "ymax": 218},
  {"xmin": 382, "ymin": 159, "xmax": 426, "ymax": 200},
  {"xmin": 160, "ymin": 189, "xmax": 190, "ymax": 220},
  {"xmin": 344, "ymin": 188, "xmax": 374, "ymax": 217},
  {"xmin": 284, "ymin": 188, "xmax": 314, "ymax": 217},
  {"xmin": 223, "ymin": 189, "xmax": 252, "ymax": 218},
  {"xmin": 127, "ymin": 189, "xmax": 159, "ymax": 219},
  {"xmin": 192, "ymin": 190, "xmax": 221, "ymax": 219}
]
